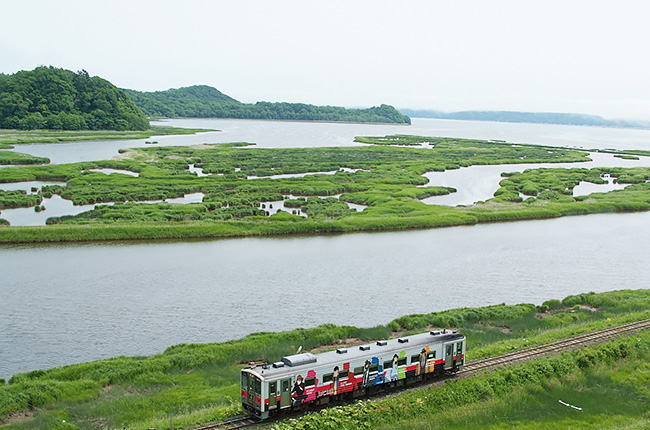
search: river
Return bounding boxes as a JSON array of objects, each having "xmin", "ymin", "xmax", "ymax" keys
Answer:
[{"xmin": 1, "ymin": 118, "xmax": 650, "ymax": 380}]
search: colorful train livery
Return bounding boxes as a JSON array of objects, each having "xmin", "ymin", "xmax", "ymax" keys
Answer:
[{"xmin": 241, "ymin": 329, "xmax": 465, "ymax": 419}]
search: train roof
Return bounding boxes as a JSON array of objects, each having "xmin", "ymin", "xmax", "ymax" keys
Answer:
[{"xmin": 244, "ymin": 330, "xmax": 464, "ymax": 380}]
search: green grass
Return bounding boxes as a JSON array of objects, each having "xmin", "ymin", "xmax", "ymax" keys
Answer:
[
  {"xmin": 0, "ymin": 190, "xmax": 43, "ymax": 209},
  {"xmin": 2, "ymin": 134, "xmax": 649, "ymax": 244},
  {"xmin": 2, "ymin": 289, "xmax": 650, "ymax": 429},
  {"xmin": 371, "ymin": 357, "xmax": 650, "ymax": 430},
  {"xmin": 1, "ymin": 135, "xmax": 649, "ymax": 244},
  {"xmin": 273, "ymin": 332, "xmax": 650, "ymax": 430},
  {"xmin": 0, "ymin": 151, "xmax": 50, "ymax": 165}
]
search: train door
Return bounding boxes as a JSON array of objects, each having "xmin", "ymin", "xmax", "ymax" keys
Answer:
[
  {"xmin": 246, "ymin": 373, "xmax": 256, "ymax": 405},
  {"xmin": 280, "ymin": 378, "xmax": 292, "ymax": 408},
  {"xmin": 268, "ymin": 381, "xmax": 277, "ymax": 409},
  {"xmin": 444, "ymin": 343, "xmax": 454, "ymax": 369}
]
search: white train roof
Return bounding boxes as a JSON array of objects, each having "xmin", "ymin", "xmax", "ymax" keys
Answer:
[{"xmin": 244, "ymin": 330, "xmax": 464, "ymax": 380}]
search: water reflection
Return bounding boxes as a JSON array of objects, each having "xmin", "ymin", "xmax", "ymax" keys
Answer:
[
  {"xmin": 0, "ymin": 195, "xmax": 110, "ymax": 226},
  {"xmin": 420, "ymin": 151, "xmax": 650, "ymax": 206},
  {"xmin": 0, "ymin": 181, "xmax": 66, "ymax": 193},
  {"xmin": 84, "ymin": 168, "xmax": 139, "ymax": 177}
]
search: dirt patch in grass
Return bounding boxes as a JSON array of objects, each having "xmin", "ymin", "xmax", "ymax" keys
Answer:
[{"xmin": 3, "ymin": 410, "xmax": 34, "ymax": 425}]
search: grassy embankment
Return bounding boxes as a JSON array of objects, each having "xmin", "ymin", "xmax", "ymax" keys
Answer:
[
  {"xmin": 0, "ymin": 126, "xmax": 215, "ymax": 165},
  {"xmin": 1, "ymin": 134, "xmax": 650, "ymax": 243},
  {"xmin": 1, "ymin": 289, "xmax": 650, "ymax": 429}
]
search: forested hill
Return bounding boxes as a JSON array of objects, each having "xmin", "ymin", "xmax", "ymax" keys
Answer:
[
  {"xmin": 123, "ymin": 85, "xmax": 411, "ymax": 124},
  {"xmin": 0, "ymin": 67, "xmax": 149, "ymax": 131}
]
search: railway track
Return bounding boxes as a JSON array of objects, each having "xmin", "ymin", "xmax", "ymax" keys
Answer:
[
  {"xmin": 193, "ymin": 318, "xmax": 650, "ymax": 430},
  {"xmin": 192, "ymin": 414, "xmax": 257, "ymax": 430},
  {"xmin": 461, "ymin": 317, "xmax": 650, "ymax": 374}
]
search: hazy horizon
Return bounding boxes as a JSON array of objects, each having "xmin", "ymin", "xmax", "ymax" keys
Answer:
[{"xmin": 3, "ymin": 1, "xmax": 650, "ymax": 121}]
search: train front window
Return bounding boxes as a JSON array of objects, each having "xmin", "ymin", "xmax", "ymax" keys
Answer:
[
  {"xmin": 254, "ymin": 377, "xmax": 261, "ymax": 396},
  {"xmin": 241, "ymin": 373, "xmax": 248, "ymax": 390}
]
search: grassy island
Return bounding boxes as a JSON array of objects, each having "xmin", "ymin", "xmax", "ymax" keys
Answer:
[
  {"xmin": 0, "ymin": 126, "xmax": 215, "ymax": 147},
  {"xmin": 2, "ymin": 289, "xmax": 650, "ymax": 429},
  {"xmin": 1, "ymin": 134, "xmax": 650, "ymax": 243},
  {"xmin": 0, "ymin": 126, "xmax": 215, "ymax": 166}
]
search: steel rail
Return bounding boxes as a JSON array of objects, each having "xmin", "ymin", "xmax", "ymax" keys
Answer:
[
  {"xmin": 193, "ymin": 318, "xmax": 650, "ymax": 429},
  {"xmin": 462, "ymin": 318, "xmax": 650, "ymax": 374}
]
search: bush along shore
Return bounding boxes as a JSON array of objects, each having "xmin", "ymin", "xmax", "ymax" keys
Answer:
[
  {"xmin": 2, "ymin": 134, "xmax": 650, "ymax": 243},
  {"xmin": 1, "ymin": 289, "xmax": 650, "ymax": 429}
]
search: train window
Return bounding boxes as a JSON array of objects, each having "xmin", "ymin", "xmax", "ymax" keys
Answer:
[
  {"xmin": 241, "ymin": 374, "xmax": 248, "ymax": 390},
  {"xmin": 354, "ymin": 366, "xmax": 364, "ymax": 375},
  {"xmin": 323, "ymin": 373, "xmax": 333, "ymax": 383},
  {"xmin": 305, "ymin": 377, "xmax": 316, "ymax": 387},
  {"xmin": 369, "ymin": 363, "xmax": 378, "ymax": 372},
  {"xmin": 254, "ymin": 377, "xmax": 261, "ymax": 396},
  {"xmin": 446, "ymin": 345, "xmax": 452, "ymax": 355},
  {"xmin": 384, "ymin": 360, "xmax": 393, "ymax": 369},
  {"xmin": 457, "ymin": 344, "xmax": 463, "ymax": 354},
  {"xmin": 411, "ymin": 355, "xmax": 420, "ymax": 364},
  {"xmin": 339, "ymin": 370, "xmax": 349, "ymax": 378},
  {"xmin": 427, "ymin": 351, "xmax": 436, "ymax": 360},
  {"xmin": 397, "ymin": 357, "xmax": 407, "ymax": 366},
  {"xmin": 282, "ymin": 380, "xmax": 290, "ymax": 393}
]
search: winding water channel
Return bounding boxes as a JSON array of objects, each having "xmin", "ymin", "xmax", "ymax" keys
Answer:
[{"xmin": 2, "ymin": 118, "xmax": 650, "ymax": 380}]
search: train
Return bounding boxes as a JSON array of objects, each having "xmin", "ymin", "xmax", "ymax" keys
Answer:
[{"xmin": 241, "ymin": 329, "xmax": 465, "ymax": 419}]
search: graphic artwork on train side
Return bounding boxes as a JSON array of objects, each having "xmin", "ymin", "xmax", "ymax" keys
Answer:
[{"xmin": 241, "ymin": 330, "xmax": 465, "ymax": 419}]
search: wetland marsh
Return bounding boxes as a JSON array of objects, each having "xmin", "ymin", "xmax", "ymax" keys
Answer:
[{"xmin": 2, "ymin": 117, "xmax": 650, "ymax": 383}]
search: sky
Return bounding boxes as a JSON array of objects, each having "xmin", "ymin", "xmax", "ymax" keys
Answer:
[{"xmin": 2, "ymin": 0, "xmax": 650, "ymax": 120}]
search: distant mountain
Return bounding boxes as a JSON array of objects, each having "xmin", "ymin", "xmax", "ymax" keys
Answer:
[
  {"xmin": 0, "ymin": 66, "xmax": 149, "ymax": 131},
  {"xmin": 399, "ymin": 109, "xmax": 650, "ymax": 129},
  {"xmin": 124, "ymin": 85, "xmax": 411, "ymax": 124}
]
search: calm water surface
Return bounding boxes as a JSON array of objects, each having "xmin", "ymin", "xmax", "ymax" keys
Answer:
[
  {"xmin": 2, "ymin": 118, "xmax": 650, "ymax": 379},
  {"xmin": 2, "ymin": 213, "xmax": 650, "ymax": 380},
  {"xmin": 8, "ymin": 117, "xmax": 650, "ymax": 164}
]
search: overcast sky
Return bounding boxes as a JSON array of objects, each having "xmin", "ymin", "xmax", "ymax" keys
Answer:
[{"xmin": 2, "ymin": 0, "xmax": 650, "ymax": 120}]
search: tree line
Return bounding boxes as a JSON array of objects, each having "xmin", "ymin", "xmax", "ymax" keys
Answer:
[
  {"xmin": 124, "ymin": 85, "xmax": 411, "ymax": 124},
  {"xmin": 0, "ymin": 67, "xmax": 149, "ymax": 131}
]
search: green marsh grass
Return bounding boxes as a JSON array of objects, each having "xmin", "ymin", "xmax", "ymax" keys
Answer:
[
  {"xmin": 0, "ymin": 151, "xmax": 50, "ymax": 166},
  {"xmin": 272, "ymin": 329, "xmax": 650, "ymax": 430},
  {"xmin": 4, "ymin": 136, "xmax": 650, "ymax": 242}
]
